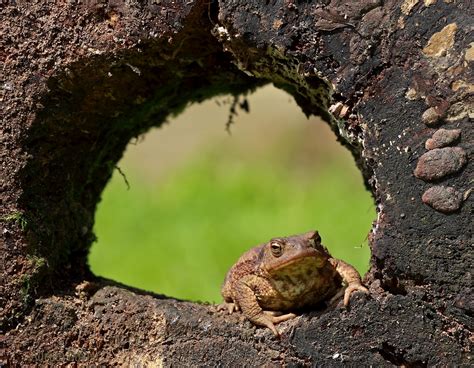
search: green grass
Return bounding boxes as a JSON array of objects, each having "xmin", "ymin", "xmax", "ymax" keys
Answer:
[{"xmin": 88, "ymin": 143, "xmax": 375, "ymax": 304}]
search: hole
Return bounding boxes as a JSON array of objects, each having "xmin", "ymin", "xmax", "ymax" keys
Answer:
[
  {"xmin": 380, "ymin": 277, "xmax": 408, "ymax": 296},
  {"xmin": 88, "ymin": 85, "xmax": 375, "ymax": 303},
  {"xmin": 377, "ymin": 342, "xmax": 427, "ymax": 367}
]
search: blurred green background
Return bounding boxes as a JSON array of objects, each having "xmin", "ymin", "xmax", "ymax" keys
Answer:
[{"xmin": 88, "ymin": 86, "xmax": 375, "ymax": 303}]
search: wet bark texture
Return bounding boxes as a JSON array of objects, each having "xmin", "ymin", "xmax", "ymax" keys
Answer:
[{"xmin": 1, "ymin": 1, "xmax": 472, "ymax": 366}]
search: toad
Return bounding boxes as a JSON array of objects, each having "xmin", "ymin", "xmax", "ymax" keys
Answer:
[{"xmin": 219, "ymin": 230, "xmax": 368, "ymax": 336}]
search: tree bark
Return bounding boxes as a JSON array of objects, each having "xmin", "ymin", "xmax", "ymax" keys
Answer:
[{"xmin": 1, "ymin": 0, "xmax": 472, "ymax": 366}]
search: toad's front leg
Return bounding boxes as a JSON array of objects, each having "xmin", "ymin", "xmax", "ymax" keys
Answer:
[
  {"xmin": 234, "ymin": 275, "xmax": 296, "ymax": 336},
  {"xmin": 329, "ymin": 258, "xmax": 369, "ymax": 306}
]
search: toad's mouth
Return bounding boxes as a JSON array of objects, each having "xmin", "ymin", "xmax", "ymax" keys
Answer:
[{"xmin": 266, "ymin": 248, "xmax": 326, "ymax": 273}]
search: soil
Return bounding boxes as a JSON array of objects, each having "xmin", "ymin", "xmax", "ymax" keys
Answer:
[{"xmin": 1, "ymin": 0, "xmax": 472, "ymax": 366}]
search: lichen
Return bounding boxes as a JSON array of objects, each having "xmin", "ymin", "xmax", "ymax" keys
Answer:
[
  {"xmin": 422, "ymin": 23, "xmax": 457, "ymax": 58},
  {"xmin": 401, "ymin": 0, "xmax": 419, "ymax": 15},
  {"xmin": 464, "ymin": 42, "xmax": 474, "ymax": 62}
]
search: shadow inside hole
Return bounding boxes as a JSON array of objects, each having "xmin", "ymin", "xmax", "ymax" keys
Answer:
[{"xmin": 88, "ymin": 86, "xmax": 375, "ymax": 303}]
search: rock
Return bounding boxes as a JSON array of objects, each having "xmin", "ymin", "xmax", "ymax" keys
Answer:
[
  {"xmin": 422, "ymin": 186, "xmax": 463, "ymax": 213},
  {"xmin": 425, "ymin": 128, "xmax": 461, "ymax": 150},
  {"xmin": 422, "ymin": 107, "xmax": 442, "ymax": 126},
  {"xmin": 414, "ymin": 147, "xmax": 467, "ymax": 181}
]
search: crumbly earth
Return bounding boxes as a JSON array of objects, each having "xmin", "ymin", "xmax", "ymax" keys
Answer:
[
  {"xmin": 219, "ymin": 231, "xmax": 368, "ymax": 335},
  {"xmin": 2, "ymin": 1, "xmax": 472, "ymax": 365}
]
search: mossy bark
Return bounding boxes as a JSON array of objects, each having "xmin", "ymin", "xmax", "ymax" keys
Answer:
[{"xmin": 1, "ymin": 1, "xmax": 471, "ymax": 366}]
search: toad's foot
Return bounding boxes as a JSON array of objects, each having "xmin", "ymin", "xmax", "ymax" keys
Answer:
[
  {"xmin": 343, "ymin": 283, "xmax": 369, "ymax": 306},
  {"xmin": 330, "ymin": 257, "xmax": 369, "ymax": 306},
  {"xmin": 254, "ymin": 312, "xmax": 297, "ymax": 337},
  {"xmin": 328, "ymin": 288, "xmax": 346, "ymax": 307},
  {"xmin": 217, "ymin": 301, "xmax": 240, "ymax": 314}
]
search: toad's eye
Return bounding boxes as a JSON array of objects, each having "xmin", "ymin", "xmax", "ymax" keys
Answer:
[
  {"xmin": 308, "ymin": 239, "xmax": 315, "ymax": 247},
  {"xmin": 270, "ymin": 241, "xmax": 283, "ymax": 257}
]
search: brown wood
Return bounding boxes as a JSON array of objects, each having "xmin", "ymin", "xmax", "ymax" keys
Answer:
[{"xmin": 1, "ymin": 1, "xmax": 472, "ymax": 366}]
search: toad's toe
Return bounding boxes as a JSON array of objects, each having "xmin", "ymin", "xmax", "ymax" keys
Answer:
[
  {"xmin": 217, "ymin": 301, "xmax": 239, "ymax": 314},
  {"xmin": 270, "ymin": 313, "xmax": 297, "ymax": 324},
  {"xmin": 343, "ymin": 283, "xmax": 369, "ymax": 306}
]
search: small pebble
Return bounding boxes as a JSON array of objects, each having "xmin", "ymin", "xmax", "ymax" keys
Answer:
[
  {"xmin": 414, "ymin": 147, "xmax": 467, "ymax": 181},
  {"xmin": 422, "ymin": 186, "xmax": 463, "ymax": 213},
  {"xmin": 422, "ymin": 107, "xmax": 442, "ymax": 126},
  {"xmin": 425, "ymin": 129, "xmax": 461, "ymax": 150}
]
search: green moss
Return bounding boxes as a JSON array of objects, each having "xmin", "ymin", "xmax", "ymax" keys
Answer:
[
  {"xmin": 27, "ymin": 255, "xmax": 48, "ymax": 272},
  {"xmin": 1, "ymin": 212, "xmax": 28, "ymax": 231},
  {"xmin": 18, "ymin": 256, "xmax": 49, "ymax": 305},
  {"xmin": 19, "ymin": 274, "xmax": 32, "ymax": 304}
]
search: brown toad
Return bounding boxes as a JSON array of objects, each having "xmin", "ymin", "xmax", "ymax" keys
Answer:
[{"xmin": 219, "ymin": 230, "xmax": 368, "ymax": 336}]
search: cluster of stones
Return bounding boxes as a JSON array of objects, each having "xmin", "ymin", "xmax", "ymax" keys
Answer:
[{"xmin": 414, "ymin": 112, "xmax": 467, "ymax": 213}]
